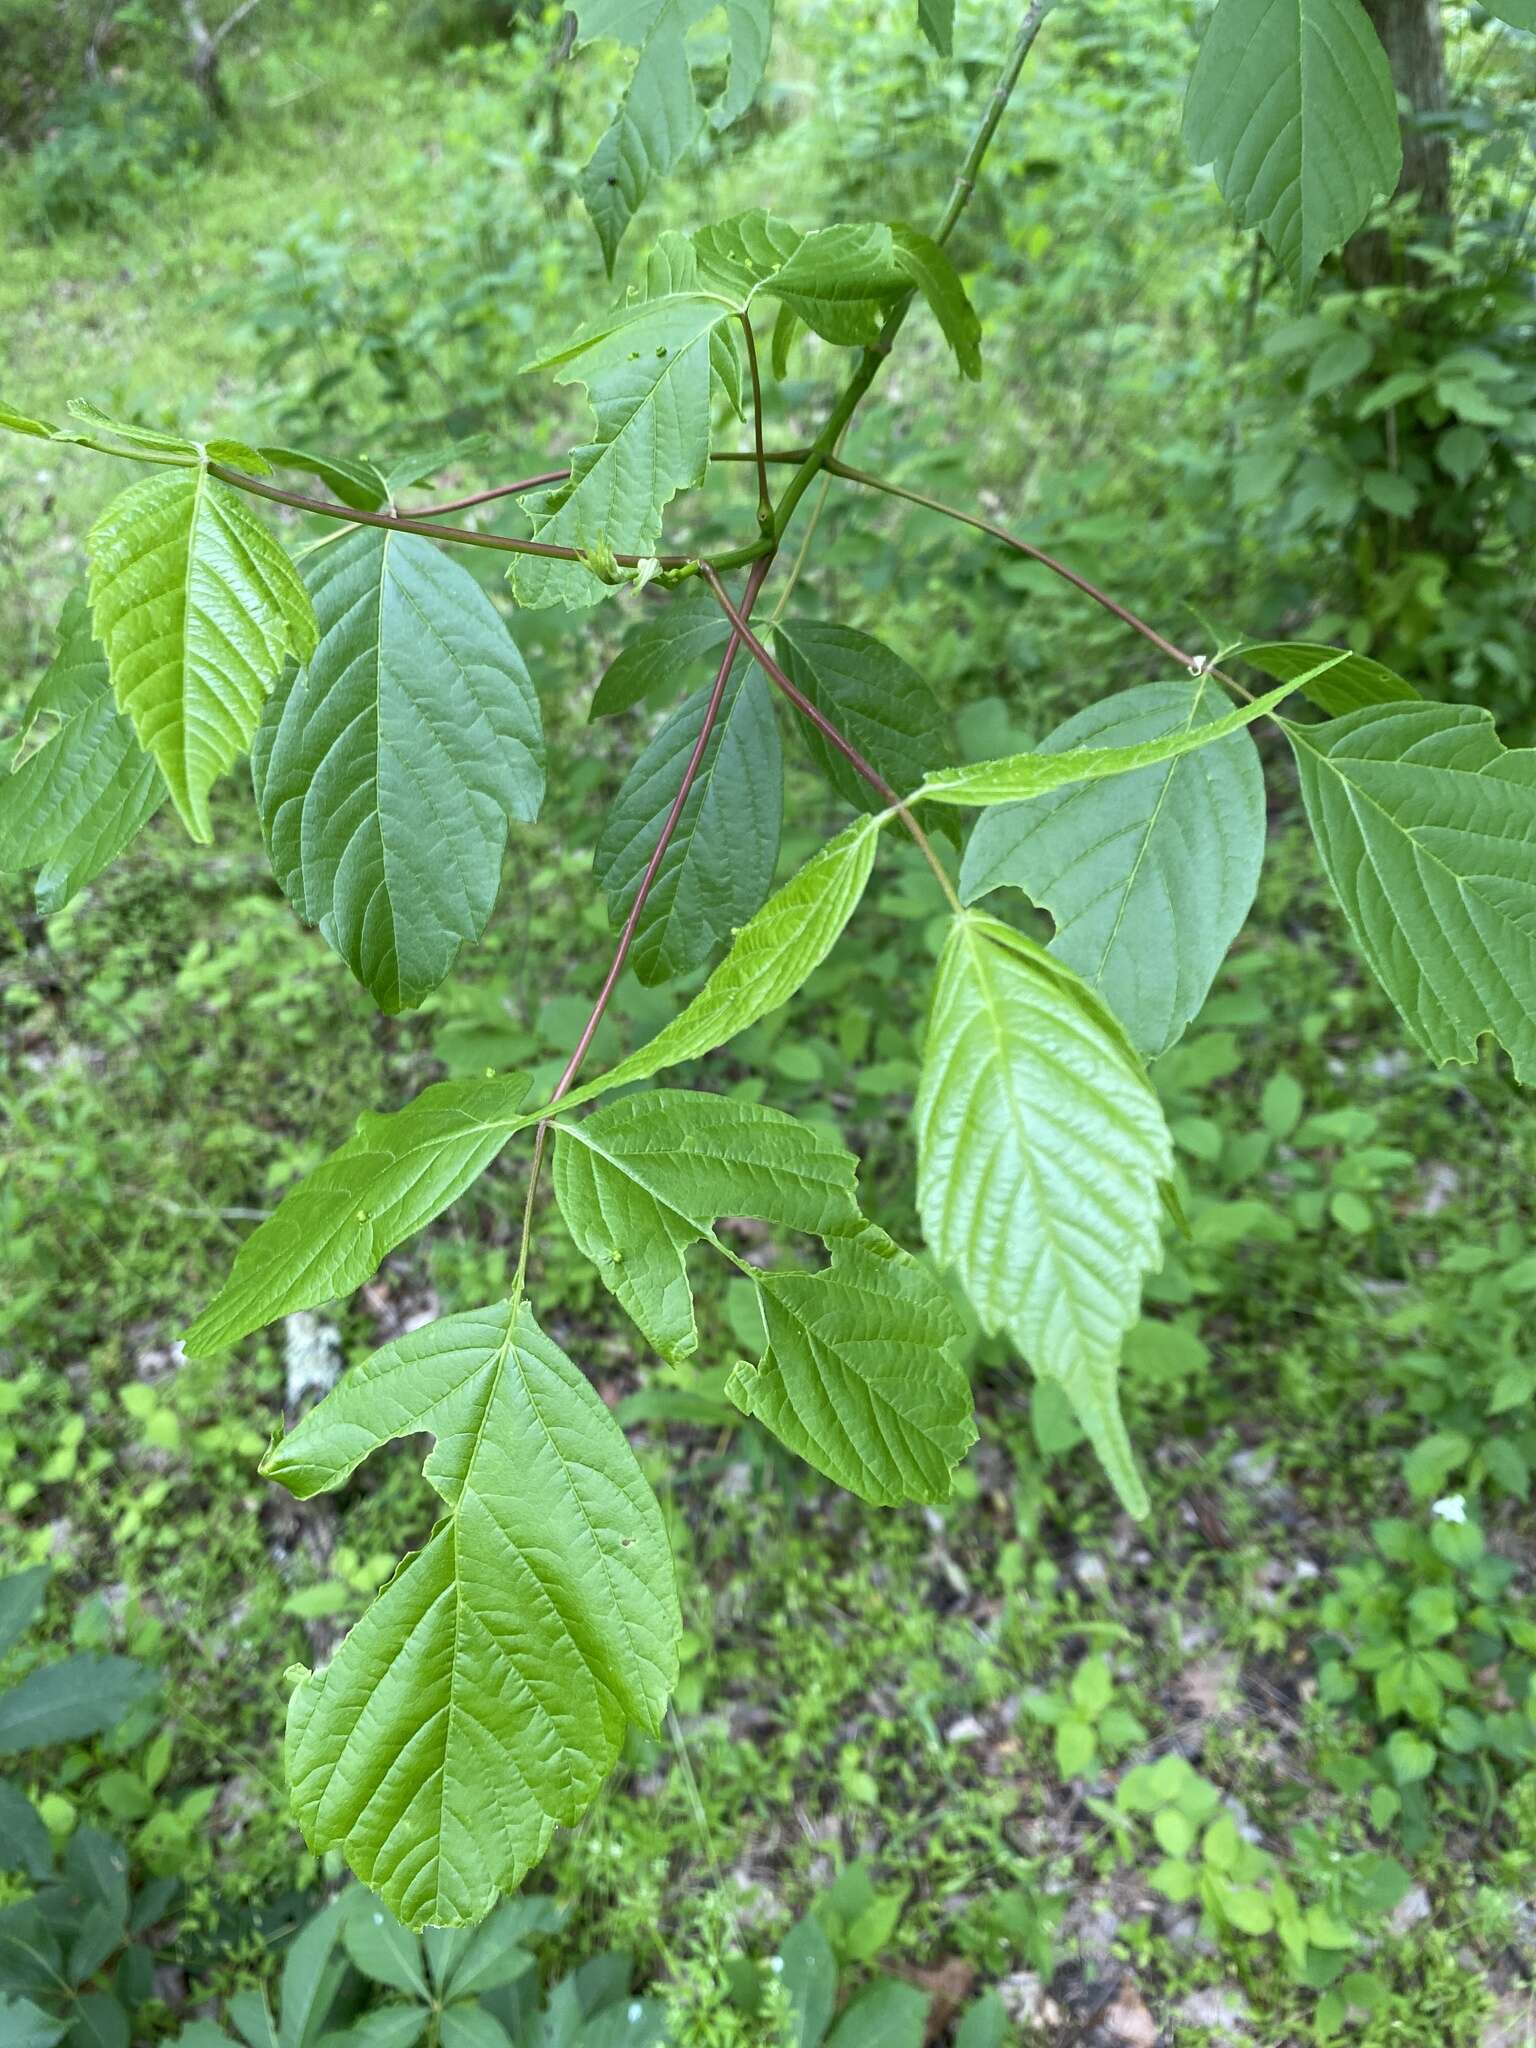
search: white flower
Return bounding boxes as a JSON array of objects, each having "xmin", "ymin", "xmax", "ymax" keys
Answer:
[{"xmin": 1432, "ymin": 1494, "xmax": 1467, "ymax": 1524}]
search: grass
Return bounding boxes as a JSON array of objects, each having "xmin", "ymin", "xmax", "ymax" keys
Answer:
[{"xmin": 4, "ymin": 5, "xmax": 1536, "ymax": 2043}]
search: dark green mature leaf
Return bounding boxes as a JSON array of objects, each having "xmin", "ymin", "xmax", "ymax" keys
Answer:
[
  {"xmin": 915, "ymin": 915, "xmax": 1173, "ymax": 1516},
  {"xmin": 183, "ymin": 1075, "xmax": 533, "ymax": 1354},
  {"xmin": 1236, "ymin": 640, "xmax": 1419, "ymax": 718},
  {"xmin": 264, "ymin": 1301, "xmax": 680, "ymax": 1928},
  {"xmin": 774, "ymin": 620, "xmax": 949, "ymax": 814},
  {"xmin": 728, "ymin": 1242, "xmax": 975, "ymax": 1506},
  {"xmin": 917, "ymin": 0, "xmax": 953, "ymax": 53},
  {"xmin": 513, "ymin": 295, "xmax": 733, "ymax": 609},
  {"xmin": 0, "ymin": 1781, "xmax": 52, "ymax": 1881},
  {"xmin": 553, "ymin": 1091, "xmax": 865, "ymax": 1362},
  {"xmin": 576, "ymin": 0, "xmax": 774, "ymax": 271},
  {"xmin": 0, "ymin": 1994, "xmax": 63, "ymax": 2047},
  {"xmin": 916, "ymin": 677, "xmax": 1305, "ymax": 805},
  {"xmin": 1482, "ymin": 0, "xmax": 1536, "ymax": 25},
  {"xmin": 87, "ymin": 468, "xmax": 317, "ymax": 840},
  {"xmin": 826, "ymin": 1979, "xmax": 929, "ymax": 2048},
  {"xmin": 594, "ymin": 667, "xmax": 781, "ymax": 983},
  {"xmin": 257, "ymin": 446, "xmax": 391, "ymax": 511},
  {"xmin": 1287, "ymin": 703, "xmax": 1536, "ymax": 1084},
  {"xmin": 959, "ymin": 680, "xmax": 1266, "ymax": 1057},
  {"xmin": 0, "ymin": 1656, "xmax": 156, "ymax": 1755},
  {"xmin": 342, "ymin": 1890, "xmax": 429, "ymax": 1998},
  {"xmin": 1183, "ymin": 0, "xmax": 1401, "ymax": 291},
  {"xmin": 589, "ymin": 590, "xmax": 731, "ymax": 718},
  {"xmin": 0, "ymin": 591, "xmax": 164, "ymax": 912},
  {"xmin": 583, "ymin": 813, "xmax": 884, "ymax": 1095},
  {"xmin": 0, "ymin": 1566, "xmax": 48, "ymax": 1659},
  {"xmin": 252, "ymin": 527, "xmax": 543, "ymax": 1012}
]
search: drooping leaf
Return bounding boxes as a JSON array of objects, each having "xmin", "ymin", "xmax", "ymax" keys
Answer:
[
  {"xmin": 87, "ymin": 467, "xmax": 317, "ymax": 840},
  {"xmin": 1236, "ymin": 639, "xmax": 1419, "ymax": 718},
  {"xmin": 183, "ymin": 1075, "xmax": 533, "ymax": 1355},
  {"xmin": 576, "ymin": 0, "xmax": 774, "ymax": 271},
  {"xmin": 959, "ymin": 680, "xmax": 1266, "ymax": 1056},
  {"xmin": 0, "ymin": 1568, "xmax": 48, "ymax": 1660},
  {"xmin": 512, "ymin": 296, "xmax": 733, "ymax": 609},
  {"xmin": 593, "ymin": 665, "xmax": 781, "ymax": 983},
  {"xmin": 917, "ymin": 0, "xmax": 953, "ymax": 54},
  {"xmin": 1286, "ymin": 702, "xmax": 1536, "ymax": 1084},
  {"xmin": 588, "ymin": 590, "xmax": 732, "ymax": 718},
  {"xmin": 916, "ymin": 676, "xmax": 1308, "ymax": 806},
  {"xmin": 694, "ymin": 211, "xmax": 978, "ymax": 367},
  {"xmin": 552, "ymin": 1091, "xmax": 865, "ymax": 1361},
  {"xmin": 0, "ymin": 593, "xmax": 165, "ymax": 914},
  {"xmin": 727, "ymin": 1242, "xmax": 976, "ymax": 1506},
  {"xmin": 889, "ymin": 225, "xmax": 981, "ymax": 378},
  {"xmin": 915, "ymin": 914, "xmax": 1173, "ymax": 1515},
  {"xmin": 1183, "ymin": 0, "xmax": 1402, "ymax": 292},
  {"xmin": 0, "ymin": 1656, "xmax": 157, "ymax": 1756},
  {"xmin": 263, "ymin": 1301, "xmax": 681, "ymax": 1928},
  {"xmin": 251, "ymin": 527, "xmax": 543, "ymax": 1012},
  {"xmin": 576, "ymin": 813, "xmax": 883, "ymax": 1097},
  {"xmin": 773, "ymin": 620, "xmax": 950, "ymax": 814},
  {"xmin": 257, "ymin": 446, "xmax": 391, "ymax": 511}
]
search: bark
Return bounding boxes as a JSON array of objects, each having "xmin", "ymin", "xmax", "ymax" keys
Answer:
[{"xmin": 1344, "ymin": 0, "xmax": 1452, "ymax": 286}]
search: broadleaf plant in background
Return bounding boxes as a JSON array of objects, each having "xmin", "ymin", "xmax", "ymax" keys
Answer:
[{"xmin": 5, "ymin": 0, "xmax": 1536, "ymax": 1933}]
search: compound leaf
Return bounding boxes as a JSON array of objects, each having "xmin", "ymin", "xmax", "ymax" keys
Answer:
[
  {"xmin": 574, "ymin": 813, "xmax": 883, "ymax": 1099},
  {"xmin": 593, "ymin": 665, "xmax": 781, "ymax": 984},
  {"xmin": 512, "ymin": 295, "xmax": 732, "ymax": 610},
  {"xmin": 87, "ymin": 467, "xmax": 317, "ymax": 841},
  {"xmin": 552, "ymin": 1090, "xmax": 864, "ymax": 1361},
  {"xmin": 960, "ymin": 680, "xmax": 1266, "ymax": 1056},
  {"xmin": 252, "ymin": 527, "xmax": 543, "ymax": 1013},
  {"xmin": 727, "ymin": 1242, "xmax": 975, "ymax": 1505},
  {"xmin": 1183, "ymin": 0, "xmax": 1402, "ymax": 292},
  {"xmin": 0, "ymin": 590, "xmax": 164, "ymax": 912},
  {"xmin": 773, "ymin": 620, "xmax": 950, "ymax": 814},
  {"xmin": 184, "ymin": 1075, "xmax": 534, "ymax": 1354},
  {"xmin": 577, "ymin": 0, "xmax": 774, "ymax": 271},
  {"xmin": 1236, "ymin": 639, "xmax": 1418, "ymax": 717},
  {"xmin": 915, "ymin": 914, "xmax": 1173, "ymax": 1515},
  {"xmin": 263, "ymin": 1300, "xmax": 680, "ymax": 1928},
  {"xmin": 1286, "ymin": 702, "xmax": 1536, "ymax": 1083},
  {"xmin": 916, "ymin": 676, "xmax": 1306, "ymax": 806}
]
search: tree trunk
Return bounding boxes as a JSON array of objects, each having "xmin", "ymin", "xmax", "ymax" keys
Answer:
[{"xmin": 1344, "ymin": 0, "xmax": 1452, "ymax": 285}]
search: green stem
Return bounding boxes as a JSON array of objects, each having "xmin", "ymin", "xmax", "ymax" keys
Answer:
[{"xmin": 737, "ymin": 311, "xmax": 775, "ymax": 531}]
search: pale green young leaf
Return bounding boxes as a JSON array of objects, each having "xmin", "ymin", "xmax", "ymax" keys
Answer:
[
  {"xmin": 0, "ymin": 590, "xmax": 165, "ymax": 913},
  {"xmin": 916, "ymin": 677, "xmax": 1307, "ymax": 806},
  {"xmin": 915, "ymin": 914, "xmax": 1173, "ymax": 1515},
  {"xmin": 0, "ymin": 400, "xmax": 57, "ymax": 440},
  {"xmin": 552, "ymin": 1090, "xmax": 864, "ymax": 1362},
  {"xmin": 594, "ymin": 666, "xmax": 781, "ymax": 983},
  {"xmin": 727, "ymin": 1242, "xmax": 975, "ymax": 1506},
  {"xmin": 263, "ymin": 1300, "xmax": 680, "ymax": 1928},
  {"xmin": 511, "ymin": 295, "xmax": 732, "ymax": 609},
  {"xmin": 251, "ymin": 527, "xmax": 543, "ymax": 1013},
  {"xmin": 1183, "ymin": 0, "xmax": 1401, "ymax": 292},
  {"xmin": 183, "ymin": 1075, "xmax": 533, "ymax": 1354},
  {"xmin": 576, "ymin": 0, "xmax": 774, "ymax": 271},
  {"xmin": 1286, "ymin": 702, "xmax": 1536, "ymax": 1084},
  {"xmin": 917, "ymin": 0, "xmax": 953, "ymax": 53},
  {"xmin": 959, "ymin": 680, "xmax": 1266, "ymax": 1056},
  {"xmin": 573, "ymin": 813, "xmax": 882, "ymax": 1099},
  {"xmin": 774, "ymin": 620, "xmax": 950, "ymax": 814},
  {"xmin": 87, "ymin": 468, "xmax": 317, "ymax": 841},
  {"xmin": 589, "ymin": 589, "xmax": 732, "ymax": 718},
  {"xmin": 65, "ymin": 398, "xmax": 200, "ymax": 459},
  {"xmin": 1235, "ymin": 639, "xmax": 1419, "ymax": 718}
]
